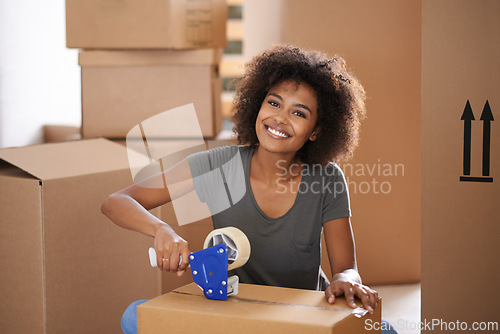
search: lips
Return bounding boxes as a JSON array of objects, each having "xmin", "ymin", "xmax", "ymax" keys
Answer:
[{"xmin": 265, "ymin": 124, "xmax": 291, "ymax": 138}]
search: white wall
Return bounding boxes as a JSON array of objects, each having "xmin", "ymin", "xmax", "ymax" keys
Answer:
[{"xmin": 0, "ymin": 0, "xmax": 81, "ymax": 148}]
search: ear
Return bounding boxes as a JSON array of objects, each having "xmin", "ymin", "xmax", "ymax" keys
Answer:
[{"xmin": 309, "ymin": 127, "xmax": 320, "ymax": 141}]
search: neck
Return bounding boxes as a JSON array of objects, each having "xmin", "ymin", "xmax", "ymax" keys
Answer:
[{"xmin": 251, "ymin": 146, "xmax": 302, "ymax": 183}]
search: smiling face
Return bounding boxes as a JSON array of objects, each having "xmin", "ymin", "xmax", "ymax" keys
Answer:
[{"xmin": 255, "ymin": 80, "xmax": 319, "ymax": 156}]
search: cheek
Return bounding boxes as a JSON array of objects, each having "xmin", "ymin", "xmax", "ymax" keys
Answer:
[{"xmin": 255, "ymin": 106, "xmax": 270, "ymax": 126}]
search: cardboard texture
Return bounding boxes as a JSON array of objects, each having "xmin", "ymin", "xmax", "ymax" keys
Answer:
[
  {"xmin": 66, "ymin": 0, "xmax": 227, "ymax": 49},
  {"xmin": 281, "ymin": 0, "xmax": 421, "ymax": 284},
  {"xmin": 421, "ymin": 0, "xmax": 500, "ymax": 330},
  {"xmin": 43, "ymin": 124, "xmax": 81, "ymax": 143},
  {"xmin": 80, "ymin": 49, "xmax": 223, "ymax": 139},
  {"xmin": 0, "ymin": 138, "xmax": 161, "ymax": 333},
  {"xmin": 138, "ymin": 283, "xmax": 382, "ymax": 334}
]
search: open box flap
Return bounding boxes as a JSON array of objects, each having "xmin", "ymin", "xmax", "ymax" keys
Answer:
[{"xmin": 0, "ymin": 138, "xmax": 138, "ymax": 181}]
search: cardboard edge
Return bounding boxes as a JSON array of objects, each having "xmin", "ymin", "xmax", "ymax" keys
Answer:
[{"xmin": 78, "ymin": 49, "xmax": 223, "ymax": 67}]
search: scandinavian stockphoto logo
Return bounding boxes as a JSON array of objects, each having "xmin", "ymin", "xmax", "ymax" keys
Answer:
[
  {"xmin": 125, "ymin": 103, "xmax": 245, "ymax": 226},
  {"xmin": 275, "ymin": 159, "xmax": 405, "ymax": 196}
]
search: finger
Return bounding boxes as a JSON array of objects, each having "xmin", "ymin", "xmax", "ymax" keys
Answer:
[
  {"xmin": 159, "ymin": 246, "xmax": 172, "ymax": 271},
  {"xmin": 354, "ymin": 285, "xmax": 374, "ymax": 314},
  {"xmin": 161, "ymin": 256, "xmax": 170, "ymax": 271},
  {"xmin": 178, "ymin": 244, "xmax": 191, "ymax": 273},
  {"xmin": 325, "ymin": 287, "xmax": 336, "ymax": 304},
  {"xmin": 371, "ymin": 289, "xmax": 379, "ymax": 309},
  {"xmin": 156, "ymin": 249, "xmax": 165, "ymax": 269},
  {"xmin": 366, "ymin": 288, "xmax": 378, "ymax": 311},
  {"xmin": 168, "ymin": 244, "xmax": 180, "ymax": 271},
  {"xmin": 344, "ymin": 286, "xmax": 357, "ymax": 309}
]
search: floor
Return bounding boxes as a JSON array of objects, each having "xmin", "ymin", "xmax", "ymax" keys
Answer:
[{"xmin": 371, "ymin": 282, "xmax": 421, "ymax": 334}]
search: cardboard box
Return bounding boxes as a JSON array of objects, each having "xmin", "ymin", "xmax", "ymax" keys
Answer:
[
  {"xmin": 0, "ymin": 138, "xmax": 160, "ymax": 334},
  {"xmin": 66, "ymin": 0, "xmax": 227, "ymax": 49},
  {"xmin": 279, "ymin": 0, "xmax": 421, "ymax": 284},
  {"xmin": 80, "ymin": 49, "xmax": 223, "ymax": 139},
  {"xmin": 138, "ymin": 283, "xmax": 381, "ymax": 334},
  {"xmin": 43, "ymin": 124, "xmax": 81, "ymax": 143},
  {"xmin": 421, "ymin": 0, "xmax": 500, "ymax": 329}
]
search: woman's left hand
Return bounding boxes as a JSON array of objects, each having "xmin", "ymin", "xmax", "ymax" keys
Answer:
[{"xmin": 325, "ymin": 275, "xmax": 379, "ymax": 314}]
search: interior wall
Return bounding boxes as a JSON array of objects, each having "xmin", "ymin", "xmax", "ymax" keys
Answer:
[
  {"xmin": 421, "ymin": 0, "xmax": 499, "ymax": 330},
  {"xmin": 0, "ymin": 0, "xmax": 81, "ymax": 149}
]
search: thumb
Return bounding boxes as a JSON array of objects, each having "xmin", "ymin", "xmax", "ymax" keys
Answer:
[{"xmin": 326, "ymin": 286, "xmax": 336, "ymax": 304}]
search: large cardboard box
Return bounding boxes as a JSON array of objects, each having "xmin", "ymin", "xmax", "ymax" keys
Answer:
[
  {"xmin": 421, "ymin": 0, "xmax": 499, "ymax": 330},
  {"xmin": 80, "ymin": 49, "xmax": 223, "ymax": 139},
  {"xmin": 0, "ymin": 138, "xmax": 160, "ymax": 334},
  {"xmin": 66, "ymin": 0, "xmax": 227, "ymax": 49},
  {"xmin": 279, "ymin": 0, "xmax": 421, "ymax": 285},
  {"xmin": 138, "ymin": 283, "xmax": 382, "ymax": 334}
]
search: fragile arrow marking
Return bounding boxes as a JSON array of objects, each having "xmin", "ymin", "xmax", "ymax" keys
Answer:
[
  {"xmin": 480, "ymin": 100, "xmax": 494, "ymax": 177},
  {"xmin": 461, "ymin": 100, "xmax": 475, "ymax": 176}
]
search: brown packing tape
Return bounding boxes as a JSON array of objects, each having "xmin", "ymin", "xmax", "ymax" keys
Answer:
[
  {"xmin": 171, "ymin": 290, "xmax": 353, "ymax": 313},
  {"xmin": 174, "ymin": 282, "xmax": 371, "ymax": 312}
]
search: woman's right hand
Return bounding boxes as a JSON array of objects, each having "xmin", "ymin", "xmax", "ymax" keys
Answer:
[{"xmin": 153, "ymin": 224, "xmax": 191, "ymax": 276}]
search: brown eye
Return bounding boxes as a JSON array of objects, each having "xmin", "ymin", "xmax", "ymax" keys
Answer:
[
  {"xmin": 293, "ymin": 110, "xmax": 306, "ymax": 118},
  {"xmin": 268, "ymin": 100, "xmax": 280, "ymax": 107}
]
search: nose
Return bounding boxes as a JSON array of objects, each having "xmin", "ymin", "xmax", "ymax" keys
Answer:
[{"xmin": 273, "ymin": 108, "xmax": 289, "ymax": 125}]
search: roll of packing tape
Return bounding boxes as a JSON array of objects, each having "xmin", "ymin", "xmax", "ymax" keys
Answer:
[{"xmin": 203, "ymin": 227, "xmax": 251, "ymax": 271}]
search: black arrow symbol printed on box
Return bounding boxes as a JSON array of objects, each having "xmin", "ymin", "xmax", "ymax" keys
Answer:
[
  {"xmin": 460, "ymin": 100, "xmax": 494, "ymax": 183},
  {"xmin": 461, "ymin": 100, "xmax": 474, "ymax": 176},
  {"xmin": 480, "ymin": 100, "xmax": 494, "ymax": 177}
]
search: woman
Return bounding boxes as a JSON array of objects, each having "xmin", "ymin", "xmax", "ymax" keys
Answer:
[{"xmin": 102, "ymin": 45, "xmax": 397, "ymax": 334}]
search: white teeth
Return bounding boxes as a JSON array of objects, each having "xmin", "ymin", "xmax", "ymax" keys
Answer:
[{"xmin": 267, "ymin": 127, "xmax": 288, "ymax": 138}]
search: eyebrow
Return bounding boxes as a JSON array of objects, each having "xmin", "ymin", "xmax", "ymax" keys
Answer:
[{"xmin": 267, "ymin": 93, "xmax": 312, "ymax": 114}]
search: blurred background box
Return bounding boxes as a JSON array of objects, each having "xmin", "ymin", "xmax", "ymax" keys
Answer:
[
  {"xmin": 79, "ymin": 49, "xmax": 223, "ymax": 139},
  {"xmin": 421, "ymin": 0, "xmax": 499, "ymax": 330},
  {"xmin": 279, "ymin": 0, "xmax": 421, "ymax": 285},
  {"xmin": 43, "ymin": 124, "xmax": 81, "ymax": 143},
  {"xmin": 0, "ymin": 138, "xmax": 160, "ymax": 334},
  {"xmin": 66, "ymin": 0, "xmax": 227, "ymax": 49}
]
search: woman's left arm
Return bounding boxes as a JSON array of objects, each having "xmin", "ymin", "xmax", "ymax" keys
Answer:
[{"xmin": 323, "ymin": 217, "xmax": 379, "ymax": 314}]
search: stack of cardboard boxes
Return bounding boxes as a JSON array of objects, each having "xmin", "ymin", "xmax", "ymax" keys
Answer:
[
  {"xmin": 68, "ymin": 0, "xmax": 228, "ymax": 301},
  {"xmin": 67, "ymin": 0, "xmax": 227, "ymax": 139}
]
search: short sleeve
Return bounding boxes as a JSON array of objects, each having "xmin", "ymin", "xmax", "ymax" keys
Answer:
[
  {"xmin": 186, "ymin": 145, "xmax": 245, "ymax": 214},
  {"xmin": 321, "ymin": 164, "xmax": 351, "ymax": 224}
]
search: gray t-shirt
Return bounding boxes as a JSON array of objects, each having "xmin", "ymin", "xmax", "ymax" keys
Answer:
[{"xmin": 187, "ymin": 145, "xmax": 350, "ymax": 290}]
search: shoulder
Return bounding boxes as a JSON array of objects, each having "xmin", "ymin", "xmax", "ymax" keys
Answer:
[
  {"xmin": 188, "ymin": 145, "xmax": 251, "ymax": 169},
  {"xmin": 207, "ymin": 144, "xmax": 250, "ymax": 155}
]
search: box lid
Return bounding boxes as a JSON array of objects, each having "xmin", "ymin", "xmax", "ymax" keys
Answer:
[
  {"xmin": 79, "ymin": 49, "xmax": 223, "ymax": 67},
  {"xmin": 0, "ymin": 138, "xmax": 137, "ymax": 180}
]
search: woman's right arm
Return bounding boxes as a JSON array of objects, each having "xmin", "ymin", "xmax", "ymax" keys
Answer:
[{"xmin": 101, "ymin": 159, "xmax": 194, "ymax": 275}]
